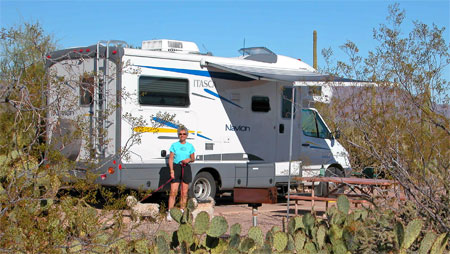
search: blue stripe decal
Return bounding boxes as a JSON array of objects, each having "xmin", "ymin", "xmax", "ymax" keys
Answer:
[
  {"xmin": 152, "ymin": 117, "xmax": 179, "ymax": 129},
  {"xmin": 197, "ymin": 133, "xmax": 212, "ymax": 141},
  {"xmin": 138, "ymin": 65, "xmax": 211, "ymax": 77},
  {"xmin": 137, "ymin": 65, "xmax": 254, "ymax": 81},
  {"xmin": 204, "ymin": 88, "xmax": 243, "ymax": 109},
  {"xmin": 152, "ymin": 117, "xmax": 212, "ymax": 140},
  {"xmin": 310, "ymin": 145, "xmax": 329, "ymax": 150}
]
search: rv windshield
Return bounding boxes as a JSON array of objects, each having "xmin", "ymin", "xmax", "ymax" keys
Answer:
[{"xmin": 301, "ymin": 109, "xmax": 332, "ymax": 139}]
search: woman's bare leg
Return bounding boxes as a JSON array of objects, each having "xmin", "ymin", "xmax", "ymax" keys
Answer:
[
  {"xmin": 168, "ymin": 182, "xmax": 180, "ymax": 210},
  {"xmin": 180, "ymin": 182, "xmax": 189, "ymax": 209}
]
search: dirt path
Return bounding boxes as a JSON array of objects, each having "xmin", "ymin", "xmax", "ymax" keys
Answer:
[{"xmin": 123, "ymin": 196, "xmax": 330, "ymax": 237}]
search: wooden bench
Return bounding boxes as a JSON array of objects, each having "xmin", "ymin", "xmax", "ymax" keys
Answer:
[{"xmin": 286, "ymin": 194, "xmax": 370, "ymax": 215}]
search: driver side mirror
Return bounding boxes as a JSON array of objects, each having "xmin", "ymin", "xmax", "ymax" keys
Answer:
[{"xmin": 334, "ymin": 129, "xmax": 341, "ymax": 139}]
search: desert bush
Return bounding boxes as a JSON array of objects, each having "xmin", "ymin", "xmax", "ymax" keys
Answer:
[{"xmin": 316, "ymin": 4, "xmax": 449, "ymax": 233}]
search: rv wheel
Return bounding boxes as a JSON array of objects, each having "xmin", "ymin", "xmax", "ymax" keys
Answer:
[{"xmin": 191, "ymin": 172, "xmax": 216, "ymax": 201}]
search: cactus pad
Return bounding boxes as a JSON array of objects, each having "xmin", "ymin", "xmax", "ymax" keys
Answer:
[
  {"xmin": 332, "ymin": 240, "xmax": 347, "ymax": 254},
  {"xmin": 177, "ymin": 224, "xmax": 194, "ymax": 245},
  {"xmin": 248, "ymin": 226, "xmax": 264, "ymax": 246},
  {"xmin": 394, "ymin": 221, "xmax": 405, "ymax": 248},
  {"xmin": 229, "ymin": 234, "xmax": 241, "ymax": 248},
  {"xmin": 156, "ymin": 235, "xmax": 169, "ymax": 254},
  {"xmin": 194, "ymin": 211, "xmax": 210, "ymax": 235},
  {"xmin": 418, "ymin": 231, "xmax": 436, "ymax": 254},
  {"xmin": 303, "ymin": 213, "xmax": 315, "ymax": 230},
  {"xmin": 207, "ymin": 216, "xmax": 228, "ymax": 238},
  {"xmin": 337, "ymin": 195, "xmax": 350, "ymax": 214},
  {"xmin": 402, "ymin": 219, "xmax": 423, "ymax": 249},
  {"xmin": 187, "ymin": 198, "xmax": 196, "ymax": 211},
  {"xmin": 273, "ymin": 231, "xmax": 288, "ymax": 252},
  {"xmin": 230, "ymin": 223, "xmax": 241, "ymax": 236},
  {"xmin": 134, "ymin": 239, "xmax": 149, "ymax": 254},
  {"xmin": 271, "ymin": 225, "xmax": 281, "ymax": 233},
  {"xmin": 286, "ymin": 234, "xmax": 295, "ymax": 251},
  {"xmin": 265, "ymin": 230, "xmax": 273, "ymax": 245},
  {"xmin": 304, "ymin": 241, "xmax": 317, "ymax": 253},
  {"xmin": 430, "ymin": 232, "xmax": 449, "ymax": 254},
  {"xmin": 238, "ymin": 237, "xmax": 255, "ymax": 253},
  {"xmin": 170, "ymin": 208, "xmax": 183, "ymax": 224},
  {"xmin": 317, "ymin": 225, "xmax": 326, "ymax": 249},
  {"xmin": 294, "ymin": 231, "xmax": 306, "ymax": 252},
  {"xmin": 330, "ymin": 224, "xmax": 344, "ymax": 245}
]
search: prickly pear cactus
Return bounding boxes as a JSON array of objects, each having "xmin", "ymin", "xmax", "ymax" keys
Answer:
[
  {"xmin": 230, "ymin": 223, "xmax": 241, "ymax": 236},
  {"xmin": 430, "ymin": 232, "xmax": 449, "ymax": 254},
  {"xmin": 181, "ymin": 209, "xmax": 193, "ymax": 224},
  {"xmin": 337, "ymin": 195, "xmax": 350, "ymax": 214},
  {"xmin": 223, "ymin": 248, "xmax": 240, "ymax": 254},
  {"xmin": 134, "ymin": 239, "xmax": 149, "ymax": 254},
  {"xmin": 211, "ymin": 239, "xmax": 228, "ymax": 254},
  {"xmin": 229, "ymin": 234, "xmax": 240, "ymax": 249},
  {"xmin": 418, "ymin": 231, "xmax": 437, "ymax": 254},
  {"xmin": 187, "ymin": 198, "xmax": 196, "ymax": 211},
  {"xmin": 401, "ymin": 219, "xmax": 423, "ymax": 250},
  {"xmin": 303, "ymin": 213, "xmax": 315, "ymax": 236},
  {"xmin": 156, "ymin": 230, "xmax": 171, "ymax": 244},
  {"xmin": 170, "ymin": 208, "xmax": 183, "ymax": 224},
  {"xmin": 156, "ymin": 235, "xmax": 169, "ymax": 254},
  {"xmin": 330, "ymin": 224, "xmax": 343, "ymax": 246},
  {"xmin": 252, "ymin": 244, "xmax": 272, "ymax": 254},
  {"xmin": 273, "ymin": 231, "xmax": 288, "ymax": 252},
  {"xmin": 194, "ymin": 211, "xmax": 210, "ymax": 235},
  {"xmin": 332, "ymin": 240, "xmax": 347, "ymax": 254},
  {"xmin": 304, "ymin": 241, "xmax": 317, "ymax": 253},
  {"xmin": 331, "ymin": 212, "xmax": 346, "ymax": 226},
  {"xmin": 238, "ymin": 237, "xmax": 255, "ymax": 253},
  {"xmin": 248, "ymin": 226, "xmax": 264, "ymax": 246},
  {"xmin": 177, "ymin": 224, "xmax": 194, "ymax": 245},
  {"xmin": 207, "ymin": 216, "xmax": 228, "ymax": 238},
  {"xmin": 294, "ymin": 231, "xmax": 306, "ymax": 252},
  {"xmin": 316, "ymin": 225, "xmax": 326, "ymax": 249},
  {"xmin": 394, "ymin": 221, "xmax": 405, "ymax": 249},
  {"xmin": 265, "ymin": 230, "xmax": 273, "ymax": 245},
  {"xmin": 286, "ymin": 234, "xmax": 295, "ymax": 251},
  {"xmin": 271, "ymin": 225, "xmax": 281, "ymax": 233}
]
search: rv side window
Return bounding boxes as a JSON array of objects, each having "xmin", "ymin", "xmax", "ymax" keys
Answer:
[
  {"xmin": 281, "ymin": 87, "xmax": 296, "ymax": 118},
  {"xmin": 80, "ymin": 76, "xmax": 94, "ymax": 106},
  {"xmin": 252, "ymin": 96, "xmax": 270, "ymax": 112},
  {"xmin": 301, "ymin": 109, "xmax": 332, "ymax": 139},
  {"xmin": 139, "ymin": 76, "xmax": 189, "ymax": 107}
]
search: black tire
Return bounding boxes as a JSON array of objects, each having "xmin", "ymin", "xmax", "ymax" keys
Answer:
[
  {"xmin": 190, "ymin": 172, "xmax": 216, "ymax": 201},
  {"xmin": 317, "ymin": 166, "xmax": 345, "ymax": 197}
]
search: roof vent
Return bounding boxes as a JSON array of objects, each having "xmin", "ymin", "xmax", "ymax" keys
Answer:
[{"xmin": 142, "ymin": 39, "xmax": 200, "ymax": 54}]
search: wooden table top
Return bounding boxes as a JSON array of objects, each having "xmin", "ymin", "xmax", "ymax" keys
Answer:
[{"xmin": 293, "ymin": 177, "xmax": 395, "ymax": 186}]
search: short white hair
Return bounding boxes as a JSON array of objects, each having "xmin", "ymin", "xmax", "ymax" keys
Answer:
[{"xmin": 177, "ymin": 126, "xmax": 189, "ymax": 136}]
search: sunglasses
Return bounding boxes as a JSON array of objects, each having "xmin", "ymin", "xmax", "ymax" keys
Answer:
[{"xmin": 178, "ymin": 133, "xmax": 187, "ymax": 136}]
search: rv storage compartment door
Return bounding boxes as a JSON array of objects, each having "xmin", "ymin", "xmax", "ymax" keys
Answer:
[
  {"xmin": 235, "ymin": 165, "xmax": 247, "ymax": 187},
  {"xmin": 247, "ymin": 163, "xmax": 276, "ymax": 188}
]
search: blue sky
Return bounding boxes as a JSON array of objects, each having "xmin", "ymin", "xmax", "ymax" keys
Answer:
[{"xmin": 1, "ymin": 0, "xmax": 449, "ymax": 75}]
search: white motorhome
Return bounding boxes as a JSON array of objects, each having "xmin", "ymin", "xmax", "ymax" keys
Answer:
[{"xmin": 46, "ymin": 39, "xmax": 351, "ymax": 200}]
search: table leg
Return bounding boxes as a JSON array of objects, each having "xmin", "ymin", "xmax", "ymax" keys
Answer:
[
  {"xmin": 311, "ymin": 181, "xmax": 315, "ymax": 209},
  {"xmin": 295, "ymin": 200, "xmax": 298, "ymax": 215}
]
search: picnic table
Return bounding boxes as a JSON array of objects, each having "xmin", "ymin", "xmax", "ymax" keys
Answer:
[{"xmin": 287, "ymin": 177, "xmax": 396, "ymax": 214}]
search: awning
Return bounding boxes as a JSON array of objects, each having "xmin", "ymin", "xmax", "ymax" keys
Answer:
[{"xmin": 202, "ymin": 60, "xmax": 363, "ymax": 84}]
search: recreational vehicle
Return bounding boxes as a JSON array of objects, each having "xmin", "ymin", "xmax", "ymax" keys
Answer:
[{"xmin": 46, "ymin": 39, "xmax": 351, "ymax": 200}]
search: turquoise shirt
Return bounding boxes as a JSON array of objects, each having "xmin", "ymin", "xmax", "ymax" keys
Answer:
[{"xmin": 170, "ymin": 141, "xmax": 195, "ymax": 164}]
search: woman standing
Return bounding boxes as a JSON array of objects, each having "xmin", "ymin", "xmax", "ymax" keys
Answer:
[{"xmin": 167, "ymin": 126, "xmax": 195, "ymax": 221}]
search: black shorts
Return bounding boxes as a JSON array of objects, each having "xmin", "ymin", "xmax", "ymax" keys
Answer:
[{"xmin": 173, "ymin": 163, "xmax": 192, "ymax": 183}]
